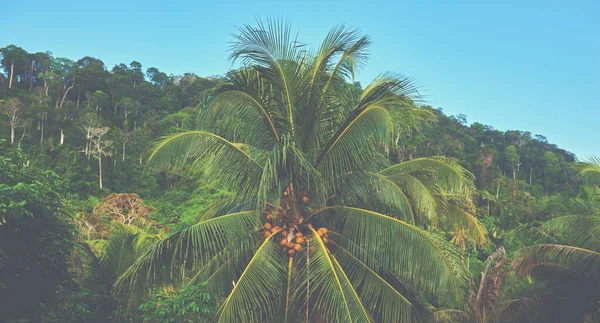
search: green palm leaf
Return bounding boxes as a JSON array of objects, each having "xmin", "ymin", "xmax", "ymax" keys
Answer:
[
  {"xmin": 331, "ymin": 242, "xmax": 412, "ymax": 322},
  {"xmin": 115, "ymin": 211, "xmax": 261, "ymax": 299},
  {"xmin": 215, "ymin": 230, "xmax": 288, "ymax": 322},
  {"xmin": 315, "ymin": 206, "xmax": 469, "ymax": 307},
  {"xmin": 146, "ymin": 131, "xmax": 263, "ymax": 200}
]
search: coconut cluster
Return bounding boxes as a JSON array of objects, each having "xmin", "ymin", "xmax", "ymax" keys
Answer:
[
  {"xmin": 316, "ymin": 227, "xmax": 330, "ymax": 243},
  {"xmin": 279, "ymin": 231, "xmax": 305, "ymax": 257},
  {"xmin": 260, "ymin": 215, "xmax": 331, "ymax": 258}
]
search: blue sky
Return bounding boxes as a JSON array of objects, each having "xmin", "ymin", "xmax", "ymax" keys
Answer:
[{"xmin": 3, "ymin": 0, "xmax": 598, "ymax": 159}]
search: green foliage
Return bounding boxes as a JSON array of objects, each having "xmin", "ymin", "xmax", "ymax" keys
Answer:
[
  {"xmin": 138, "ymin": 283, "xmax": 215, "ymax": 323},
  {"xmin": 0, "ymin": 144, "xmax": 75, "ymax": 320},
  {"xmin": 0, "ymin": 21, "xmax": 590, "ymax": 322}
]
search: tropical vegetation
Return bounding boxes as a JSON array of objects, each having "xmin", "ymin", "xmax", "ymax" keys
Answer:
[{"xmin": 0, "ymin": 20, "xmax": 597, "ymax": 322}]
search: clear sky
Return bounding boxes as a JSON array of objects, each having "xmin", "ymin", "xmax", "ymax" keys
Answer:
[{"xmin": 2, "ymin": 0, "xmax": 598, "ymax": 159}]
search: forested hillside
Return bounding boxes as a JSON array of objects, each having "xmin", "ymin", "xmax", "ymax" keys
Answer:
[{"xmin": 1, "ymin": 38, "xmax": 597, "ymax": 323}]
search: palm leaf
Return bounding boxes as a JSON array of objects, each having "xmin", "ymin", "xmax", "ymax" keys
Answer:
[
  {"xmin": 315, "ymin": 206, "xmax": 469, "ymax": 307},
  {"xmin": 146, "ymin": 131, "xmax": 263, "ymax": 200},
  {"xmin": 331, "ymin": 241, "xmax": 412, "ymax": 322},
  {"xmin": 215, "ymin": 229, "xmax": 288, "ymax": 322},
  {"xmin": 115, "ymin": 211, "xmax": 261, "ymax": 302}
]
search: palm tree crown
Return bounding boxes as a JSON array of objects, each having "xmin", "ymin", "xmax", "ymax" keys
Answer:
[{"xmin": 117, "ymin": 19, "xmax": 480, "ymax": 322}]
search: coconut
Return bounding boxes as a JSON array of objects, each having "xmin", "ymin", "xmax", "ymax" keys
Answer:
[
  {"xmin": 288, "ymin": 249, "xmax": 295, "ymax": 257},
  {"xmin": 321, "ymin": 228, "xmax": 329, "ymax": 235},
  {"xmin": 264, "ymin": 223, "xmax": 272, "ymax": 230},
  {"xmin": 295, "ymin": 232, "xmax": 304, "ymax": 238},
  {"xmin": 280, "ymin": 239, "xmax": 288, "ymax": 246},
  {"xmin": 264, "ymin": 231, "xmax": 271, "ymax": 238},
  {"xmin": 295, "ymin": 237, "xmax": 305, "ymax": 244},
  {"xmin": 282, "ymin": 230, "xmax": 289, "ymax": 237},
  {"xmin": 294, "ymin": 244, "xmax": 302, "ymax": 251},
  {"xmin": 323, "ymin": 237, "xmax": 329, "ymax": 244},
  {"xmin": 302, "ymin": 196, "xmax": 309, "ymax": 204},
  {"xmin": 271, "ymin": 226, "xmax": 282, "ymax": 233},
  {"xmin": 266, "ymin": 214, "xmax": 274, "ymax": 222},
  {"xmin": 287, "ymin": 242, "xmax": 295, "ymax": 249}
]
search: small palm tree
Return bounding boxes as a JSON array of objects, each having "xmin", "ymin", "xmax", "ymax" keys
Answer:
[
  {"xmin": 117, "ymin": 20, "xmax": 481, "ymax": 322},
  {"xmin": 515, "ymin": 158, "xmax": 600, "ymax": 322}
]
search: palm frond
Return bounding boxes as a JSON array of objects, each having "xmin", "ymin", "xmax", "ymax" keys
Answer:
[
  {"xmin": 216, "ymin": 230, "xmax": 288, "ymax": 322},
  {"xmin": 315, "ymin": 206, "xmax": 469, "ymax": 307},
  {"xmin": 316, "ymin": 105, "xmax": 393, "ymax": 185},
  {"xmin": 334, "ymin": 171, "xmax": 415, "ymax": 223},
  {"xmin": 146, "ymin": 131, "xmax": 263, "ymax": 200},
  {"xmin": 295, "ymin": 227, "xmax": 372, "ymax": 322},
  {"xmin": 544, "ymin": 214, "xmax": 600, "ymax": 251},
  {"xmin": 516, "ymin": 244, "xmax": 600, "ymax": 281},
  {"xmin": 331, "ymin": 242, "xmax": 412, "ymax": 322},
  {"xmin": 115, "ymin": 211, "xmax": 261, "ymax": 304},
  {"xmin": 384, "ymin": 172, "xmax": 440, "ymax": 223},
  {"xmin": 230, "ymin": 18, "xmax": 304, "ymax": 139},
  {"xmin": 380, "ymin": 157, "xmax": 474, "ymax": 196},
  {"xmin": 202, "ymin": 68, "xmax": 282, "ymax": 148},
  {"xmin": 578, "ymin": 157, "xmax": 600, "ymax": 186}
]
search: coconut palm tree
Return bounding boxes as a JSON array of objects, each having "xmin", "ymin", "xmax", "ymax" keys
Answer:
[
  {"xmin": 116, "ymin": 20, "xmax": 482, "ymax": 322},
  {"xmin": 515, "ymin": 158, "xmax": 600, "ymax": 322}
]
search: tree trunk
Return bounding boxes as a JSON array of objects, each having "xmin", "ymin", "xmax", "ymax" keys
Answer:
[
  {"xmin": 60, "ymin": 130, "xmax": 64, "ymax": 145},
  {"xmin": 18, "ymin": 127, "xmax": 26, "ymax": 149},
  {"xmin": 10, "ymin": 122, "xmax": 15, "ymax": 145},
  {"xmin": 529, "ymin": 167, "xmax": 532, "ymax": 186},
  {"xmin": 59, "ymin": 83, "xmax": 75, "ymax": 109},
  {"xmin": 29, "ymin": 60, "xmax": 35, "ymax": 91},
  {"xmin": 99, "ymin": 154, "xmax": 103, "ymax": 189},
  {"xmin": 496, "ymin": 183, "xmax": 500, "ymax": 199},
  {"xmin": 40, "ymin": 119, "xmax": 44, "ymax": 142},
  {"xmin": 8, "ymin": 63, "xmax": 14, "ymax": 89},
  {"xmin": 122, "ymin": 141, "xmax": 126, "ymax": 162},
  {"xmin": 44, "ymin": 70, "xmax": 49, "ymax": 96}
]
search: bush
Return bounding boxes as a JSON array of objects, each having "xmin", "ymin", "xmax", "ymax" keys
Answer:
[{"xmin": 139, "ymin": 282, "xmax": 215, "ymax": 323}]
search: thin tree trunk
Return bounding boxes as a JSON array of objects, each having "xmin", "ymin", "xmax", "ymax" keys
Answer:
[
  {"xmin": 18, "ymin": 127, "xmax": 26, "ymax": 149},
  {"xmin": 60, "ymin": 130, "xmax": 64, "ymax": 145},
  {"xmin": 29, "ymin": 60, "xmax": 34, "ymax": 91},
  {"xmin": 40, "ymin": 119, "xmax": 44, "ymax": 142},
  {"xmin": 59, "ymin": 83, "xmax": 75, "ymax": 109},
  {"xmin": 44, "ymin": 70, "xmax": 49, "ymax": 96},
  {"xmin": 496, "ymin": 183, "xmax": 500, "ymax": 199},
  {"xmin": 8, "ymin": 63, "xmax": 14, "ymax": 89},
  {"xmin": 122, "ymin": 141, "xmax": 126, "ymax": 162},
  {"xmin": 529, "ymin": 167, "xmax": 532, "ymax": 186},
  {"xmin": 99, "ymin": 153, "xmax": 103, "ymax": 189},
  {"xmin": 10, "ymin": 124, "xmax": 15, "ymax": 145}
]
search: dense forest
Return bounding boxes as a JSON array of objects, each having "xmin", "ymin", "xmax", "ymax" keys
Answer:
[{"xmin": 1, "ymin": 22, "xmax": 598, "ymax": 323}]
